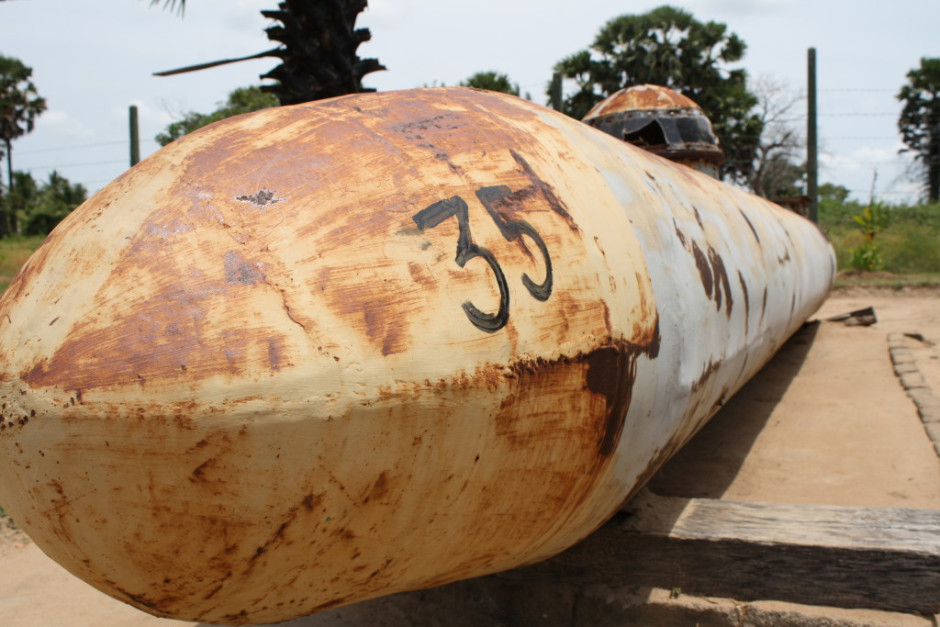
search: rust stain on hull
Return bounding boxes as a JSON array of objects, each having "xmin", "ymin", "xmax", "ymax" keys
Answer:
[{"xmin": 583, "ymin": 84, "xmax": 701, "ymax": 118}]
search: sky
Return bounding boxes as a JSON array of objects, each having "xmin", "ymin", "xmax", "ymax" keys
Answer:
[{"xmin": 1, "ymin": 0, "xmax": 938, "ymax": 203}]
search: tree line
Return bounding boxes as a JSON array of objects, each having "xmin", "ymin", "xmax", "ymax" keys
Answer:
[{"xmin": 2, "ymin": 4, "xmax": 939, "ymax": 240}]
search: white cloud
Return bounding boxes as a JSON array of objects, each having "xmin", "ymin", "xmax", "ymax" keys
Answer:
[
  {"xmin": 132, "ymin": 100, "xmax": 177, "ymax": 128},
  {"xmin": 851, "ymin": 144, "xmax": 904, "ymax": 163},
  {"xmin": 220, "ymin": 0, "xmax": 276, "ymax": 33},
  {"xmin": 692, "ymin": 0, "xmax": 787, "ymax": 17},
  {"xmin": 361, "ymin": 0, "xmax": 410, "ymax": 22},
  {"xmin": 819, "ymin": 143, "xmax": 919, "ymax": 202},
  {"xmin": 821, "ymin": 143, "xmax": 904, "ymax": 171},
  {"xmin": 34, "ymin": 110, "xmax": 95, "ymax": 140},
  {"xmin": 107, "ymin": 101, "xmax": 176, "ymax": 145}
]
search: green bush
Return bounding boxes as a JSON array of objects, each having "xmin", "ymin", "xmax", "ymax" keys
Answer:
[
  {"xmin": 847, "ymin": 203, "xmax": 889, "ymax": 271},
  {"xmin": 0, "ymin": 170, "xmax": 86, "ymax": 237},
  {"xmin": 820, "ymin": 200, "xmax": 940, "ymax": 275},
  {"xmin": 0, "ymin": 234, "xmax": 45, "ymax": 295},
  {"xmin": 23, "ymin": 211, "xmax": 67, "ymax": 236}
]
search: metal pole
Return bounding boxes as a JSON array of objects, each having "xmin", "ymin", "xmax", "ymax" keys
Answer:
[
  {"xmin": 807, "ymin": 48, "xmax": 818, "ymax": 223},
  {"xmin": 129, "ymin": 105, "xmax": 140, "ymax": 167}
]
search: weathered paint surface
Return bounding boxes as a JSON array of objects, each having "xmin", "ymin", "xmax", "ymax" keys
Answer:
[
  {"xmin": 583, "ymin": 84, "xmax": 700, "ymax": 118},
  {"xmin": 583, "ymin": 85, "xmax": 725, "ymax": 177},
  {"xmin": 0, "ymin": 87, "xmax": 834, "ymax": 624}
]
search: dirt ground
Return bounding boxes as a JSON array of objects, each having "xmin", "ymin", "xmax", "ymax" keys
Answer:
[
  {"xmin": 1, "ymin": 286, "xmax": 938, "ymax": 626},
  {"xmin": 651, "ymin": 285, "xmax": 940, "ymax": 509}
]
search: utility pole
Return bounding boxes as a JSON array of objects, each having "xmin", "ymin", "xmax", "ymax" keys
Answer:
[
  {"xmin": 807, "ymin": 48, "xmax": 818, "ymax": 223},
  {"xmin": 550, "ymin": 73, "xmax": 562, "ymax": 112},
  {"xmin": 129, "ymin": 105, "xmax": 140, "ymax": 167}
]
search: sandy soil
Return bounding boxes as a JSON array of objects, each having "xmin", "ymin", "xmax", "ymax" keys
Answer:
[
  {"xmin": 1, "ymin": 287, "xmax": 938, "ymax": 626},
  {"xmin": 651, "ymin": 286, "xmax": 940, "ymax": 508}
]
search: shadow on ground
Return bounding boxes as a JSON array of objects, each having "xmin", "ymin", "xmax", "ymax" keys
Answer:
[{"xmin": 648, "ymin": 321, "xmax": 821, "ymax": 499}]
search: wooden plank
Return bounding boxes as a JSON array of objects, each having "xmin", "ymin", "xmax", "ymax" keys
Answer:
[
  {"xmin": 275, "ymin": 492, "xmax": 940, "ymax": 622},
  {"xmin": 658, "ymin": 496, "xmax": 940, "ymax": 551},
  {"xmin": 512, "ymin": 491, "xmax": 940, "ymax": 614}
]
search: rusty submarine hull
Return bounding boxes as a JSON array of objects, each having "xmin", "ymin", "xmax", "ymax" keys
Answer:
[{"xmin": 0, "ymin": 87, "xmax": 834, "ymax": 624}]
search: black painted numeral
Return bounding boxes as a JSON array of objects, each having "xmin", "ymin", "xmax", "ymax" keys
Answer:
[
  {"xmin": 412, "ymin": 196, "xmax": 509, "ymax": 332},
  {"xmin": 412, "ymin": 187, "xmax": 553, "ymax": 332},
  {"xmin": 474, "ymin": 185, "xmax": 553, "ymax": 302}
]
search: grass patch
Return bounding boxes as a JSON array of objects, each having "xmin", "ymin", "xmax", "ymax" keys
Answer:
[
  {"xmin": 834, "ymin": 270, "xmax": 940, "ymax": 290},
  {"xmin": 0, "ymin": 504, "xmax": 14, "ymax": 529},
  {"xmin": 820, "ymin": 201, "xmax": 940, "ymax": 277},
  {"xmin": 0, "ymin": 235, "xmax": 45, "ymax": 295}
]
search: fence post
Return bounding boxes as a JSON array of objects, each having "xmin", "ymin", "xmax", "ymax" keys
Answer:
[
  {"xmin": 807, "ymin": 48, "xmax": 818, "ymax": 223},
  {"xmin": 550, "ymin": 73, "xmax": 562, "ymax": 112},
  {"xmin": 129, "ymin": 105, "xmax": 140, "ymax": 167}
]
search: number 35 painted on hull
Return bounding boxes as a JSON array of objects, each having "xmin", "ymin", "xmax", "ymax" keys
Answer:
[{"xmin": 413, "ymin": 184, "xmax": 553, "ymax": 332}]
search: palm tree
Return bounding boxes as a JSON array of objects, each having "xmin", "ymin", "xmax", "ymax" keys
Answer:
[
  {"xmin": 0, "ymin": 55, "xmax": 47, "ymax": 236},
  {"xmin": 153, "ymin": 0, "xmax": 385, "ymax": 106}
]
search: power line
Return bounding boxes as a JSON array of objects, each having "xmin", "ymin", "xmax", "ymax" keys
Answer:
[
  {"xmin": 17, "ymin": 139, "xmax": 158, "ymax": 155},
  {"xmin": 827, "ymin": 160, "xmax": 901, "ymax": 165},
  {"xmin": 16, "ymin": 140, "xmax": 124, "ymax": 154},
  {"xmin": 845, "ymin": 189, "xmax": 910, "ymax": 195},
  {"xmin": 775, "ymin": 115, "xmax": 896, "ymax": 123},
  {"xmin": 78, "ymin": 179, "xmax": 119, "ymax": 190},
  {"xmin": 819, "ymin": 112, "xmax": 897, "ymax": 117},
  {"xmin": 25, "ymin": 159, "xmax": 128, "ymax": 170},
  {"xmin": 819, "ymin": 88, "xmax": 896, "ymax": 93}
]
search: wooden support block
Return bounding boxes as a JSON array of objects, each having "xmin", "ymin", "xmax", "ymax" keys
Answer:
[
  {"xmin": 826, "ymin": 306, "xmax": 877, "ymax": 327},
  {"xmin": 517, "ymin": 491, "xmax": 940, "ymax": 615}
]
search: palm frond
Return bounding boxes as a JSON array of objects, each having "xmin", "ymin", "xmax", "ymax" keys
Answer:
[
  {"xmin": 150, "ymin": 0, "xmax": 185, "ymax": 16},
  {"xmin": 153, "ymin": 49, "xmax": 279, "ymax": 77}
]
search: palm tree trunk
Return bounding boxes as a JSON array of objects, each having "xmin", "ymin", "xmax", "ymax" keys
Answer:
[
  {"xmin": 4, "ymin": 139, "xmax": 17, "ymax": 234},
  {"xmin": 1, "ymin": 139, "xmax": 12, "ymax": 237},
  {"xmin": 0, "ymin": 180, "xmax": 5, "ymax": 239},
  {"xmin": 929, "ymin": 123, "xmax": 939, "ymax": 203},
  {"xmin": 4, "ymin": 139, "xmax": 10, "ymax": 195},
  {"xmin": 261, "ymin": 0, "xmax": 385, "ymax": 105}
]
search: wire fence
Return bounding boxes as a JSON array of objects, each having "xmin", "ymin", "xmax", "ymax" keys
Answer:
[{"xmin": 4, "ymin": 84, "xmax": 925, "ymax": 201}]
